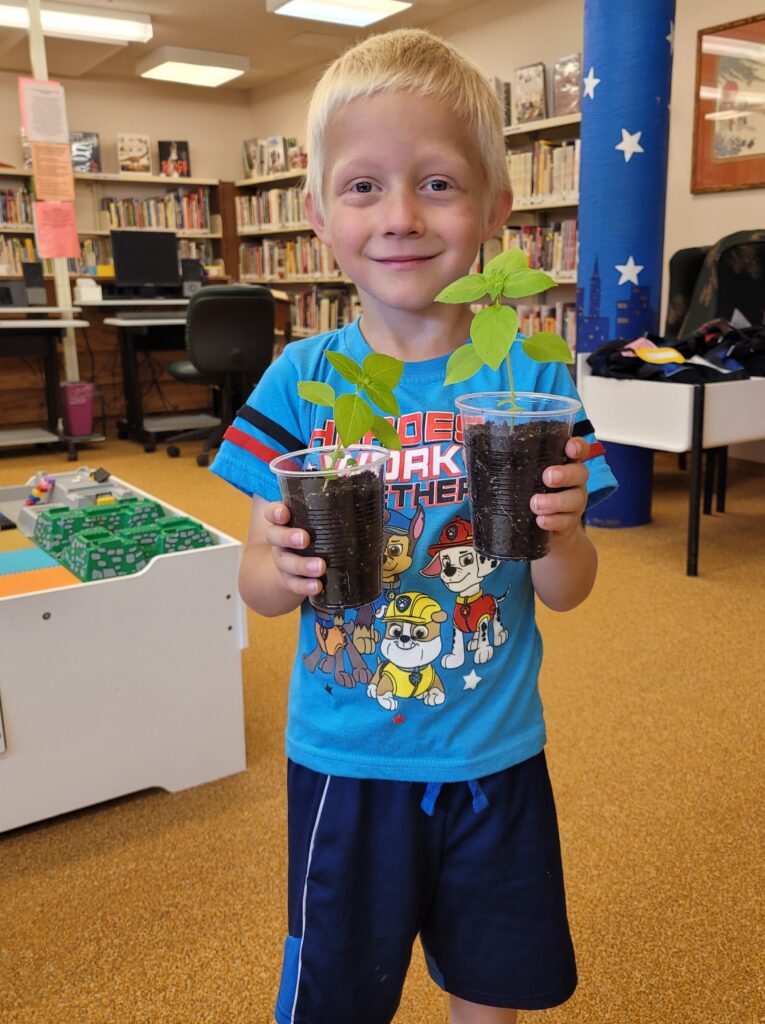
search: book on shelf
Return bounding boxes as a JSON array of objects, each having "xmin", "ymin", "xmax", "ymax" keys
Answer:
[
  {"xmin": 236, "ymin": 186, "xmax": 306, "ymax": 230},
  {"xmin": 70, "ymin": 131, "xmax": 102, "ymax": 173},
  {"xmin": 242, "ymin": 135, "xmax": 307, "ymax": 177},
  {"xmin": 290, "ymin": 284, "xmax": 361, "ymax": 337},
  {"xmin": 488, "ymin": 75, "xmax": 512, "ymax": 128},
  {"xmin": 513, "ymin": 63, "xmax": 547, "ymax": 124},
  {"xmin": 239, "ymin": 235, "xmax": 339, "ymax": 280},
  {"xmin": 117, "ymin": 133, "xmax": 152, "ymax": 174},
  {"xmin": 99, "ymin": 186, "xmax": 212, "ymax": 232},
  {"xmin": 0, "ymin": 236, "xmax": 35, "ymax": 276},
  {"xmin": 0, "ymin": 185, "xmax": 33, "ymax": 226},
  {"xmin": 20, "ymin": 128, "xmax": 32, "ymax": 170},
  {"xmin": 501, "ymin": 221, "xmax": 578, "ymax": 278},
  {"xmin": 158, "ymin": 140, "xmax": 191, "ymax": 178},
  {"xmin": 507, "ymin": 138, "xmax": 580, "ymax": 205},
  {"xmin": 515, "ymin": 301, "xmax": 576, "ymax": 352},
  {"xmin": 552, "ymin": 54, "xmax": 582, "ymax": 117}
]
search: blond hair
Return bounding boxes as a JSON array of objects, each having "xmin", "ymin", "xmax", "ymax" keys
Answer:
[{"xmin": 305, "ymin": 28, "xmax": 510, "ymax": 219}]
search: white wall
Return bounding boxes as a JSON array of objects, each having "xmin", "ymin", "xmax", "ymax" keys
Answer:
[{"xmin": 0, "ymin": 71, "xmax": 254, "ymax": 180}]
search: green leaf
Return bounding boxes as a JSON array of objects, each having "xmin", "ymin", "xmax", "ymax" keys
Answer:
[
  {"xmin": 334, "ymin": 392, "xmax": 374, "ymax": 447},
  {"xmin": 502, "ymin": 269, "xmax": 557, "ymax": 298},
  {"xmin": 522, "ymin": 331, "xmax": 574, "ymax": 364},
  {"xmin": 470, "ymin": 304, "xmax": 519, "ymax": 370},
  {"xmin": 362, "ymin": 352, "xmax": 403, "ymax": 389},
  {"xmin": 364, "ymin": 380, "xmax": 400, "ymax": 417},
  {"xmin": 444, "ymin": 342, "xmax": 484, "ymax": 385},
  {"xmin": 484, "ymin": 247, "xmax": 528, "ymax": 277},
  {"xmin": 325, "ymin": 350, "xmax": 364, "ymax": 386},
  {"xmin": 435, "ymin": 273, "xmax": 489, "ymax": 304},
  {"xmin": 371, "ymin": 415, "xmax": 402, "ymax": 451},
  {"xmin": 483, "ymin": 269, "xmax": 507, "ymax": 301},
  {"xmin": 297, "ymin": 380, "xmax": 335, "ymax": 407}
]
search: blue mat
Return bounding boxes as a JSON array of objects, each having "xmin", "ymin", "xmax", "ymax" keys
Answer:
[{"xmin": 0, "ymin": 547, "xmax": 60, "ymax": 576}]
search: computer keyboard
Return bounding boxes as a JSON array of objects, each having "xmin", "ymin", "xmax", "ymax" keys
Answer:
[{"xmin": 117, "ymin": 309, "xmax": 186, "ymax": 320}]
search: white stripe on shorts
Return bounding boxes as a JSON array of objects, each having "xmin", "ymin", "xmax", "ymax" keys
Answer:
[{"xmin": 291, "ymin": 773, "xmax": 332, "ymax": 1024}]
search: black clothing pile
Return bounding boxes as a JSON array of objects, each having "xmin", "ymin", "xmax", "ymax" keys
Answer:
[{"xmin": 587, "ymin": 319, "xmax": 765, "ymax": 384}]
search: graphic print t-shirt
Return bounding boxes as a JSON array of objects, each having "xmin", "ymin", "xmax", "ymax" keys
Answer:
[{"xmin": 211, "ymin": 320, "xmax": 618, "ymax": 783}]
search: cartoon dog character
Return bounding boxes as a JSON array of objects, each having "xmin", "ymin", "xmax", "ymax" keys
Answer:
[
  {"xmin": 367, "ymin": 593, "xmax": 448, "ymax": 711},
  {"xmin": 421, "ymin": 517, "xmax": 508, "ymax": 669},
  {"xmin": 382, "ymin": 504, "xmax": 425, "ymax": 601},
  {"xmin": 304, "ymin": 611, "xmax": 372, "ymax": 689},
  {"xmin": 352, "ymin": 503, "xmax": 425, "ymax": 655}
]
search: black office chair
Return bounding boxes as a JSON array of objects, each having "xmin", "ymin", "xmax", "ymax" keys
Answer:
[
  {"xmin": 664, "ymin": 229, "xmax": 765, "ymax": 340},
  {"xmin": 165, "ymin": 284, "xmax": 275, "ymax": 466}
]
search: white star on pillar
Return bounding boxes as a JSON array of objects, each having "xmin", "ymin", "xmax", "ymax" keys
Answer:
[
  {"xmin": 463, "ymin": 670, "xmax": 482, "ymax": 690},
  {"xmin": 615, "ymin": 256, "xmax": 644, "ymax": 286},
  {"xmin": 666, "ymin": 19, "xmax": 674, "ymax": 53},
  {"xmin": 583, "ymin": 66, "xmax": 600, "ymax": 100},
  {"xmin": 615, "ymin": 128, "xmax": 645, "ymax": 162}
]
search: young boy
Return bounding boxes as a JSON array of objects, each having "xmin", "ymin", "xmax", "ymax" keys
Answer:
[{"xmin": 211, "ymin": 28, "xmax": 617, "ymax": 1024}]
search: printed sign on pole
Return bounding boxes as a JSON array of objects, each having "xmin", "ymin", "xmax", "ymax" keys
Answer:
[{"xmin": 18, "ymin": 77, "xmax": 69, "ymax": 144}]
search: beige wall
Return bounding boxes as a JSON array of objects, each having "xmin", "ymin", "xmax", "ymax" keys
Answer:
[
  {"xmin": 0, "ymin": 71, "xmax": 253, "ymax": 180},
  {"xmin": 245, "ymin": 0, "xmax": 584, "ymax": 145},
  {"xmin": 664, "ymin": 0, "xmax": 765, "ymax": 319}
]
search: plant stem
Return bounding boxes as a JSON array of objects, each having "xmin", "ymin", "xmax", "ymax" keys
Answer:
[{"xmin": 505, "ymin": 351, "xmax": 520, "ymax": 411}]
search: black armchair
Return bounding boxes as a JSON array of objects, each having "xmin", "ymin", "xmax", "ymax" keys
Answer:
[
  {"xmin": 665, "ymin": 229, "xmax": 765, "ymax": 340},
  {"xmin": 165, "ymin": 284, "xmax": 275, "ymax": 466}
]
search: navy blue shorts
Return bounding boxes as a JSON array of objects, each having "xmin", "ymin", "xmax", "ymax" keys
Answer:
[{"xmin": 274, "ymin": 752, "xmax": 576, "ymax": 1023}]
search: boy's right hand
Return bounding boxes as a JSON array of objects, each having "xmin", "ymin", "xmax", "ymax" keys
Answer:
[{"xmin": 264, "ymin": 502, "xmax": 325, "ymax": 598}]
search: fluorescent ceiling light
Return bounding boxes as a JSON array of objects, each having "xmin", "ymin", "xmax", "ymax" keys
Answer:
[
  {"xmin": 267, "ymin": 0, "xmax": 412, "ymax": 29},
  {"xmin": 136, "ymin": 47, "xmax": 250, "ymax": 88},
  {"xmin": 0, "ymin": 0, "xmax": 153, "ymax": 44}
]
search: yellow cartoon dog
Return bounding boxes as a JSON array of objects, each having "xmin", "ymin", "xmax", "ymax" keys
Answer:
[{"xmin": 368, "ymin": 593, "xmax": 448, "ymax": 712}]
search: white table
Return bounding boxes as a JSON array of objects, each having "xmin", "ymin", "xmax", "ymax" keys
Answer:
[
  {"xmin": 0, "ymin": 306, "xmax": 83, "ymax": 315},
  {"xmin": 78, "ymin": 297, "xmax": 189, "ymax": 307},
  {"xmin": 0, "ymin": 468, "xmax": 247, "ymax": 832},
  {"xmin": 577, "ymin": 354, "xmax": 765, "ymax": 575},
  {"xmin": 0, "ymin": 318, "xmax": 91, "ymax": 451}
]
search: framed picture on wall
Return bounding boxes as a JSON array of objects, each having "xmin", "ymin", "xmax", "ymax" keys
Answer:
[
  {"xmin": 692, "ymin": 14, "xmax": 765, "ymax": 193},
  {"xmin": 513, "ymin": 63, "xmax": 547, "ymax": 124}
]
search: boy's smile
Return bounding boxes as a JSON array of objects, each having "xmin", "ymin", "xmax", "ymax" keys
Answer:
[{"xmin": 306, "ymin": 91, "xmax": 509, "ymax": 356}]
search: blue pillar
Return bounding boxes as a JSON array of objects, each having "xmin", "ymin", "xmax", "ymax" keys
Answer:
[{"xmin": 577, "ymin": 0, "xmax": 675, "ymax": 527}]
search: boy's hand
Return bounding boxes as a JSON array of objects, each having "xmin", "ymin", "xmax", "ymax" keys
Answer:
[
  {"xmin": 264, "ymin": 502, "xmax": 325, "ymax": 598},
  {"xmin": 531, "ymin": 436, "xmax": 590, "ymax": 542}
]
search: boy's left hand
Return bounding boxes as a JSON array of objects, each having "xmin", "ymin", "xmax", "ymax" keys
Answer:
[{"xmin": 530, "ymin": 436, "xmax": 590, "ymax": 542}]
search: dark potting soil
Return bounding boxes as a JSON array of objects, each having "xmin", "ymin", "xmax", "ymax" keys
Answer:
[
  {"xmin": 464, "ymin": 418, "xmax": 570, "ymax": 561},
  {"xmin": 282, "ymin": 467, "xmax": 384, "ymax": 610}
]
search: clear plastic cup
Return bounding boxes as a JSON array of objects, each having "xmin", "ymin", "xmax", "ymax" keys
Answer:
[
  {"xmin": 270, "ymin": 444, "xmax": 390, "ymax": 610},
  {"xmin": 456, "ymin": 392, "xmax": 581, "ymax": 560}
]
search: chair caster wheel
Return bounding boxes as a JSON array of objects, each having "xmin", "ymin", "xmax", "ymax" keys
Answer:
[
  {"xmin": 196, "ymin": 452, "xmax": 210, "ymax": 467},
  {"xmin": 167, "ymin": 445, "xmax": 180, "ymax": 458},
  {"xmin": 144, "ymin": 441, "xmax": 156, "ymax": 453}
]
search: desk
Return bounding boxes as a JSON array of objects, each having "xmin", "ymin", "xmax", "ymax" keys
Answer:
[
  {"xmin": 0, "ymin": 306, "xmax": 83, "ymax": 315},
  {"xmin": 0, "ymin": 467, "xmax": 247, "ymax": 832},
  {"xmin": 78, "ymin": 298, "xmax": 190, "ymax": 307},
  {"xmin": 0, "ymin": 318, "xmax": 90, "ymax": 452},
  {"xmin": 577, "ymin": 354, "xmax": 765, "ymax": 575},
  {"xmin": 104, "ymin": 314, "xmax": 219, "ymax": 452}
]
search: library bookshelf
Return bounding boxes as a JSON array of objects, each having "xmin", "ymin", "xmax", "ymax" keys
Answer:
[
  {"xmin": 0, "ymin": 167, "xmax": 237, "ymax": 280},
  {"xmin": 500, "ymin": 111, "xmax": 580, "ymax": 350},
  {"xmin": 235, "ymin": 167, "xmax": 357, "ymax": 337}
]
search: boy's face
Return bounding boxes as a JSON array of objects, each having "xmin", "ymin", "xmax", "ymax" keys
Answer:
[{"xmin": 306, "ymin": 91, "xmax": 507, "ymax": 321}]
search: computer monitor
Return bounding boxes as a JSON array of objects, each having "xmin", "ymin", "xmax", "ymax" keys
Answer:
[{"xmin": 111, "ymin": 230, "xmax": 182, "ymax": 295}]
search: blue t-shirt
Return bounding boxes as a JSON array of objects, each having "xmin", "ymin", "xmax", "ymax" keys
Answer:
[{"xmin": 211, "ymin": 319, "xmax": 617, "ymax": 783}]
